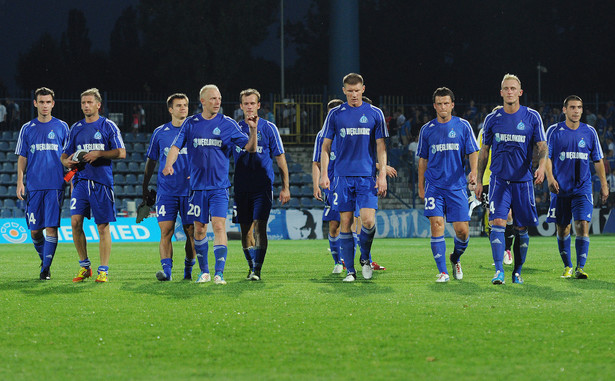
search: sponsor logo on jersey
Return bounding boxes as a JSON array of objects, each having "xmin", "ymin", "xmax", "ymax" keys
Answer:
[
  {"xmin": 341, "ymin": 127, "xmax": 370, "ymax": 136},
  {"xmin": 494, "ymin": 133, "xmax": 526, "ymax": 143},
  {"xmin": 448, "ymin": 128, "xmax": 456, "ymax": 138},
  {"xmin": 560, "ymin": 151, "xmax": 589, "ymax": 160},
  {"xmin": 193, "ymin": 138, "xmax": 222, "ymax": 148},
  {"xmin": 578, "ymin": 138, "xmax": 586, "ymax": 148},
  {"xmin": 77, "ymin": 143, "xmax": 105, "ymax": 151},
  {"xmin": 516, "ymin": 121, "xmax": 525, "ymax": 130},
  {"xmin": 359, "ymin": 115, "xmax": 368, "ymax": 124},
  {"xmin": 213, "ymin": 127, "xmax": 221, "ymax": 135},
  {"xmin": 431, "ymin": 143, "xmax": 460, "ymax": 154},
  {"xmin": 32, "ymin": 143, "xmax": 60, "ymax": 152},
  {"xmin": 48, "ymin": 130, "xmax": 55, "ymax": 139}
]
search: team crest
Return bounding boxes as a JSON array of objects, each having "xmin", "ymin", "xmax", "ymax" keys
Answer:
[
  {"xmin": 431, "ymin": 145, "xmax": 437, "ymax": 154},
  {"xmin": 578, "ymin": 138, "xmax": 586, "ymax": 148},
  {"xmin": 48, "ymin": 130, "xmax": 55, "ymax": 139},
  {"xmin": 193, "ymin": 138, "xmax": 199, "ymax": 148},
  {"xmin": 213, "ymin": 127, "xmax": 221, "ymax": 135},
  {"xmin": 359, "ymin": 115, "xmax": 368, "ymax": 124},
  {"xmin": 94, "ymin": 131, "xmax": 102, "ymax": 140},
  {"xmin": 340, "ymin": 128, "xmax": 346, "ymax": 138},
  {"xmin": 559, "ymin": 152, "xmax": 566, "ymax": 161},
  {"xmin": 495, "ymin": 133, "xmax": 501, "ymax": 142},
  {"xmin": 235, "ymin": 146, "xmax": 241, "ymax": 153},
  {"xmin": 330, "ymin": 152, "xmax": 336, "ymax": 161},
  {"xmin": 257, "ymin": 131, "xmax": 262, "ymax": 141},
  {"xmin": 30, "ymin": 145, "xmax": 35, "ymax": 154},
  {"xmin": 448, "ymin": 128, "xmax": 456, "ymax": 138},
  {"xmin": 516, "ymin": 121, "xmax": 525, "ymax": 131}
]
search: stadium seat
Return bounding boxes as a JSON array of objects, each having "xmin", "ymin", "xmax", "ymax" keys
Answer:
[
  {"xmin": 1, "ymin": 162, "xmax": 13, "ymax": 173},
  {"xmin": 7, "ymin": 186, "xmax": 16, "ymax": 195},
  {"xmin": 114, "ymin": 174, "xmax": 126, "ymax": 184},
  {"xmin": 287, "ymin": 198, "xmax": 300, "ymax": 209},
  {"xmin": 3, "ymin": 199, "xmax": 16, "ymax": 208},
  {"xmin": 124, "ymin": 133, "xmax": 136, "ymax": 143},
  {"xmin": 1, "ymin": 208, "xmax": 12, "ymax": 218},
  {"xmin": 115, "ymin": 161, "xmax": 128, "ymax": 173},
  {"xmin": 290, "ymin": 185, "xmax": 301, "ymax": 195},
  {"xmin": 0, "ymin": 141, "xmax": 9, "ymax": 151},
  {"xmin": 0, "ymin": 151, "xmax": 6, "ymax": 161},
  {"xmin": 133, "ymin": 143, "xmax": 145, "ymax": 152},
  {"xmin": 300, "ymin": 197, "xmax": 314, "ymax": 208},
  {"xmin": 128, "ymin": 162, "xmax": 139, "ymax": 173},
  {"xmin": 13, "ymin": 208, "xmax": 24, "ymax": 218},
  {"xmin": 0, "ymin": 173, "xmax": 11, "ymax": 184},
  {"xmin": 123, "ymin": 185, "xmax": 137, "ymax": 196},
  {"xmin": 300, "ymin": 185, "xmax": 312, "ymax": 197},
  {"xmin": 126, "ymin": 174, "xmax": 138, "ymax": 184},
  {"xmin": 0, "ymin": 185, "xmax": 8, "ymax": 196},
  {"xmin": 1, "ymin": 131, "xmax": 12, "ymax": 140},
  {"xmin": 129, "ymin": 152, "xmax": 142, "ymax": 162}
]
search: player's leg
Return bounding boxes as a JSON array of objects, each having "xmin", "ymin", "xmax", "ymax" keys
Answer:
[
  {"xmin": 556, "ymin": 224, "xmax": 573, "ymax": 277},
  {"xmin": 323, "ymin": 190, "xmax": 342, "ymax": 271},
  {"xmin": 487, "ymin": 176, "xmax": 511, "ymax": 284},
  {"xmin": 423, "ymin": 183, "xmax": 449, "ymax": 282},
  {"xmin": 356, "ymin": 176, "xmax": 378, "ymax": 280},
  {"xmin": 89, "ymin": 182, "xmax": 117, "ymax": 283},
  {"xmin": 240, "ymin": 222, "xmax": 255, "ymax": 277},
  {"xmin": 446, "ymin": 187, "xmax": 471, "ymax": 281},
  {"xmin": 235, "ymin": 191, "xmax": 255, "ymax": 276},
  {"xmin": 40, "ymin": 189, "xmax": 63, "ymax": 279},
  {"xmin": 571, "ymin": 194, "xmax": 593, "ymax": 279},
  {"xmin": 509, "ymin": 180, "xmax": 539, "ymax": 284},
  {"xmin": 40, "ymin": 226, "xmax": 58, "ymax": 280},
  {"xmin": 209, "ymin": 189, "xmax": 230, "ymax": 284},
  {"xmin": 548, "ymin": 193, "xmax": 573, "ymax": 276},
  {"xmin": 95, "ymin": 222, "xmax": 111, "ymax": 282},
  {"xmin": 334, "ymin": 177, "xmax": 358, "ymax": 281},
  {"xmin": 250, "ymin": 189, "xmax": 274, "ymax": 280},
  {"xmin": 190, "ymin": 191, "xmax": 211, "ymax": 282},
  {"xmin": 504, "ymin": 210, "xmax": 515, "ymax": 265},
  {"xmin": 69, "ymin": 180, "xmax": 93, "ymax": 281},
  {"xmin": 157, "ymin": 220, "xmax": 175, "ymax": 281},
  {"xmin": 182, "ymin": 223, "xmax": 196, "ymax": 280}
]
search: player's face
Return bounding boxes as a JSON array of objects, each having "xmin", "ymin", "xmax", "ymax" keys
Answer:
[
  {"xmin": 563, "ymin": 100, "xmax": 583, "ymax": 123},
  {"xmin": 500, "ymin": 79, "xmax": 523, "ymax": 106},
  {"xmin": 201, "ymin": 88, "xmax": 221, "ymax": 116},
  {"xmin": 169, "ymin": 98, "xmax": 189, "ymax": 120},
  {"xmin": 433, "ymin": 96, "xmax": 454, "ymax": 121},
  {"xmin": 81, "ymin": 95, "xmax": 100, "ymax": 118},
  {"xmin": 34, "ymin": 94, "xmax": 54, "ymax": 117},
  {"xmin": 343, "ymin": 83, "xmax": 365, "ymax": 107},
  {"xmin": 240, "ymin": 94, "xmax": 260, "ymax": 118}
]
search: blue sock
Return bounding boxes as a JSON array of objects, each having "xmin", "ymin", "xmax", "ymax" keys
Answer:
[
  {"xmin": 451, "ymin": 236, "xmax": 469, "ymax": 263},
  {"xmin": 33, "ymin": 237, "xmax": 44, "ymax": 263},
  {"xmin": 195, "ymin": 238, "xmax": 209, "ymax": 273},
  {"xmin": 213, "ymin": 245, "xmax": 227, "ymax": 275},
  {"xmin": 42, "ymin": 236, "xmax": 58, "ymax": 271},
  {"xmin": 490, "ymin": 226, "xmax": 506, "ymax": 273},
  {"xmin": 328, "ymin": 234, "xmax": 341, "ymax": 264},
  {"xmin": 514, "ymin": 230, "xmax": 529, "ymax": 274},
  {"xmin": 557, "ymin": 234, "xmax": 572, "ymax": 267},
  {"xmin": 352, "ymin": 232, "xmax": 359, "ymax": 248},
  {"xmin": 254, "ymin": 246, "xmax": 267, "ymax": 271},
  {"xmin": 161, "ymin": 258, "xmax": 172, "ymax": 279},
  {"xmin": 340, "ymin": 232, "xmax": 355, "ymax": 274},
  {"xmin": 98, "ymin": 265, "xmax": 109, "ymax": 273},
  {"xmin": 243, "ymin": 247, "xmax": 253, "ymax": 270},
  {"xmin": 430, "ymin": 235, "xmax": 447, "ymax": 273},
  {"xmin": 358, "ymin": 225, "xmax": 376, "ymax": 264},
  {"xmin": 79, "ymin": 259, "xmax": 91, "ymax": 269},
  {"xmin": 575, "ymin": 236, "xmax": 590, "ymax": 268},
  {"xmin": 184, "ymin": 258, "xmax": 195, "ymax": 279}
]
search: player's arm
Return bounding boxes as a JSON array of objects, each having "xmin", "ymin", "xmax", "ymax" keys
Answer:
[
  {"xmin": 83, "ymin": 147, "xmax": 126, "ymax": 163},
  {"xmin": 142, "ymin": 158, "xmax": 157, "ymax": 198},
  {"xmin": 545, "ymin": 157, "xmax": 559, "ymax": 194},
  {"xmin": 162, "ymin": 146, "xmax": 180, "ymax": 176},
  {"xmin": 311, "ymin": 161, "xmax": 322, "ymax": 200},
  {"xmin": 275, "ymin": 153, "xmax": 291, "ymax": 205},
  {"xmin": 243, "ymin": 116, "xmax": 258, "ymax": 153},
  {"xmin": 467, "ymin": 151, "xmax": 478, "ymax": 190},
  {"xmin": 16, "ymin": 155, "xmax": 27, "ymax": 200},
  {"xmin": 60, "ymin": 153, "xmax": 80, "ymax": 169},
  {"xmin": 417, "ymin": 157, "xmax": 427, "ymax": 199},
  {"xmin": 376, "ymin": 163, "xmax": 398, "ymax": 178},
  {"xmin": 593, "ymin": 159, "xmax": 610, "ymax": 204},
  {"xmin": 319, "ymin": 138, "xmax": 332, "ymax": 190},
  {"xmin": 475, "ymin": 144, "xmax": 490, "ymax": 201},
  {"xmin": 376, "ymin": 137, "xmax": 388, "ymax": 197},
  {"xmin": 533, "ymin": 141, "xmax": 548, "ymax": 185}
]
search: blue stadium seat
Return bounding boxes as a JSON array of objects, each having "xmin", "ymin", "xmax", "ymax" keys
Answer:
[
  {"xmin": 123, "ymin": 185, "xmax": 137, "ymax": 196},
  {"xmin": 0, "ymin": 173, "xmax": 11, "ymax": 184},
  {"xmin": 114, "ymin": 174, "xmax": 126, "ymax": 184},
  {"xmin": 287, "ymin": 198, "xmax": 300, "ymax": 209},
  {"xmin": 300, "ymin": 185, "xmax": 312, "ymax": 197},
  {"xmin": 0, "ymin": 185, "xmax": 8, "ymax": 196},
  {"xmin": 1, "ymin": 208, "xmax": 13, "ymax": 218},
  {"xmin": 128, "ymin": 161, "xmax": 139, "ymax": 173},
  {"xmin": 124, "ymin": 133, "xmax": 136, "ymax": 143},
  {"xmin": 300, "ymin": 197, "xmax": 314, "ymax": 208},
  {"xmin": 115, "ymin": 161, "xmax": 128, "ymax": 173},
  {"xmin": 3, "ymin": 199, "xmax": 16, "ymax": 208},
  {"xmin": 290, "ymin": 185, "xmax": 301, "ymax": 195},
  {"xmin": 13, "ymin": 208, "xmax": 24, "ymax": 218},
  {"xmin": 129, "ymin": 152, "xmax": 142, "ymax": 162},
  {"xmin": 1, "ymin": 162, "xmax": 13, "ymax": 173},
  {"xmin": 7, "ymin": 185, "xmax": 16, "ymax": 195},
  {"xmin": 126, "ymin": 174, "xmax": 138, "ymax": 184},
  {"xmin": 0, "ymin": 141, "xmax": 9, "ymax": 151},
  {"xmin": 0, "ymin": 151, "xmax": 6, "ymax": 161},
  {"xmin": 133, "ymin": 143, "xmax": 145, "ymax": 152},
  {"xmin": 114, "ymin": 185, "xmax": 125, "ymax": 196},
  {"xmin": 1, "ymin": 131, "xmax": 12, "ymax": 140}
]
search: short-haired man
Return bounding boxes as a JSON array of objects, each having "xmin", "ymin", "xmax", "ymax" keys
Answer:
[
  {"xmin": 417, "ymin": 87, "xmax": 479, "ymax": 282},
  {"xmin": 320, "ymin": 73, "xmax": 389, "ymax": 282},
  {"xmin": 15, "ymin": 87, "xmax": 69, "ymax": 280},
  {"xmin": 61, "ymin": 88, "xmax": 126, "ymax": 283},
  {"xmin": 545, "ymin": 95, "xmax": 609, "ymax": 279},
  {"xmin": 476, "ymin": 74, "xmax": 547, "ymax": 284},
  {"xmin": 163, "ymin": 85, "xmax": 257, "ymax": 285},
  {"xmin": 143, "ymin": 93, "xmax": 196, "ymax": 281},
  {"xmin": 233, "ymin": 88, "xmax": 290, "ymax": 280}
]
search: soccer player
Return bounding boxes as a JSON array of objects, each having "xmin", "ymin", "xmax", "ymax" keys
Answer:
[
  {"xmin": 143, "ymin": 93, "xmax": 196, "ymax": 281},
  {"xmin": 545, "ymin": 95, "xmax": 609, "ymax": 279},
  {"xmin": 476, "ymin": 74, "xmax": 547, "ymax": 285},
  {"xmin": 320, "ymin": 73, "xmax": 389, "ymax": 282},
  {"xmin": 233, "ymin": 88, "xmax": 290, "ymax": 281},
  {"xmin": 15, "ymin": 87, "xmax": 69, "ymax": 280},
  {"xmin": 163, "ymin": 84, "xmax": 257, "ymax": 285},
  {"xmin": 417, "ymin": 87, "xmax": 479, "ymax": 282},
  {"xmin": 61, "ymin": 88, "xmax": 126, "ymax": 283}
]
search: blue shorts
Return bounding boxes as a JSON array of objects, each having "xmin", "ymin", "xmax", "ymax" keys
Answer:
[
  {"xmin": 488, "ymin": 175, "xmax": 538, "ymax": 227},
  {"xmin": 189, "ymin": 189, "xmax": 229, "ymax": 224},
  {"xmin": 234, "ymin": 190, "xmax": 273, "ymax": 224},
  {"xmin": 156, "ymin": 194, "xmax": 193, "ymax": 224},
  {"xmin": 71, "ymin": 180, "xmax": 116, "ymax": 224},
  {"xmin": 322, "ymin": 189, "xmax": 341, "ymax": 222},
  {"xmin": 423, "ymin": 183, "xmax": 469, "ymax": 222},
  {"xmin": 26, "ymin": 189, "xmax": 64, "ymax": 230},
  {"xmin": 546, "ymin": 192, "xmax": 593, "ymax": 225},
  {"xmin": 332, "ymin": 176, "xmax": 378, "ymax": 212}
]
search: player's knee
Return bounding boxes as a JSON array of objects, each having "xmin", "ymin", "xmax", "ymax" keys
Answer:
[{"xmin": 30, "ymin": 230, "xmax": 43, "ymax": 240}]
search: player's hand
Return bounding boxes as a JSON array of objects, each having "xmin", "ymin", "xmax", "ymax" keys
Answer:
[
  {"xmin": 279, "ymin": 187, "xmax": 291, "ymax": 205},
  {"xmin": 313, "ymin": 186, "xmax": 322, "ymax": 201},
  {"xmin": 162, "ymin": 166, "xmax": 174, "ymax": 176},
  {"xmin": 376, "ymin": 174, "xmax": 387, "ymax": 197},
  {"xmin": 16, "ymin": 182, "xmax": 25, "ymax": 200},
  {"xmin": 467, "ymin": 172, "xmax": 477, "ymax": 191},
  {"xmin": 548, "ymin": 179, "xmax": 560, "ymax": 194},
  {"xmin": 83, "ymin": 150, "xmax": 102, "ymax": 163},
  {"xmin": 385, "ymin": 165, "xmax": 397, "ymax": 178},
  {"xmin": 142, "ymin": 188, "xmax": 151, "ymax": 200},
  {"xmin": 246, "ymin": 115, "xmax": 258, "ymax": 128},
  {"xmin": 475, "ymin": 183, "xmax": 484, "ymax": 202},
  {"xmin": 601, "ymin": 184, "xmax": 609, "ymax": 204},
  {"xmin": 62, "ymin": 157, "xmax": 80, "ymax": 169},
  {"xmin": 534, "ymin": 167, "xmax": 545, "ymax": 185},
  {"xmin": 320, "ymin": 176, "xmax": 330, "ymax": 190}
]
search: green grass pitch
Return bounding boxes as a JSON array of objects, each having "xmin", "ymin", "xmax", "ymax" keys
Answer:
[{"xmin": 1, "ymin": 235, "xmax": 614, "ymax": 380}]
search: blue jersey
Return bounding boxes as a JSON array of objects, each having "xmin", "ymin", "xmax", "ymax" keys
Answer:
[
  {"xmin": 146, "ymin": 122, "xmax": 190, "ymax": 196},
  {"xmin": 546, "ymin": 122, "xmax": 603, "ymax": 196},
  {"xmin": 173, "ymin": 113, "xmax": 249, "ymax": 191},
  {"xmin": 483, "ymin": 106, "xmax": 545, "ymax": 181},
  {"xmin": 417, "ymin": 116, "xmax": 479, "ymax": 189},
  {"xmin": 16, "ymin": 117, "xmax": 69, "ymax": 191},
  {"xmin": 312, "ymin": 128, "xmax": 336, "ymax": 182},
  {"xmin": 322, "ymin": 102, "xmax": 388, "ymax": 176},
  {"xmin": 63, "ymin": 116, "xmax": 125, "ymax": 187},
  {"xmin": 232, "ymin": 118, "xmax": 284, "ymax": 192}
]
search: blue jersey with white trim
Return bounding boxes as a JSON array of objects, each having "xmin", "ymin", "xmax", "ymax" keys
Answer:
[
  {"xmin": 63, "ymin": 116, "xmax": 124, "ymax": 187},
  {"xmin": 417, "ymin": 116, "xmax": 479, "ymax": 189},
  {"xmin": 146, "ymin": 122, "xmax": 190, "ymax": 196},
  {"xmin": 173, "ymin": 113, "xmax": 248, "ymax": 191},
  {"xmin": 16, "ymin": 117, "xmax": 69, "ymax": 191},
  {"xmin": 546, "ymin": 121, "xmax": 603, "ymax": 196},
  {"xmin": 482, "ymin": 105, "xmax": 545, "ymax": 181},
  {"xmin": 232, "ymin": 118, "xmax": 284, "ymax": 192},
  {"xmin": 312, "ymin": 128, "xmax": 336, "ymax": 182},
  {"xmin": 322, "ymin": 102, "xmax": 388, "ymax": 177}
]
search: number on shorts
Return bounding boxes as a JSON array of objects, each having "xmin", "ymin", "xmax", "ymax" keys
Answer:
[
  {"xmin": 324, "ymin": 205, "xmax": 330, "ymax": 216},
  {"xmin": 157, "ymin": 204, "xmax": 166, "ymax": 217},
  {"xmin": 548, "ymin": 207, "xmax": 556, "ymax": 219},
  {"xmin": 333, "ymin": 193, "xmax": 338, "ymax": 206},
  {"xmin": 70, "ymin": 198, "xmax": 77, "ymax": 210},
  {"xmin": 188, "ymin": 203, "xmax": 201, "ymax": 217},
  {"xmin": 28, "ymin": 213, "xmax": 36, "ymax": 224},
  {"xmin": 424, "ymin": 197, "xmax": 436, "ymax": 210},
  {"xmin": 489, "ymin": 201, "xmax": 495, "ymax": 215}
]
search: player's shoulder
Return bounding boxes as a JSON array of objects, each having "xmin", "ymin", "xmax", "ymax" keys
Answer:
[
  {"xmin": 524, "ymin": 106, "xmax": 543, "ymax": 121},
  {"xmin": 101, "ymin": 116, "xmax": 120, "ymax": 130},
  {"xmin": 70, "ymin": 119, "xmax": 86, "ymax": 130},
  {"xmin": 454, "ymin": 116, "xmax": 473, "ymax": 129}
]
